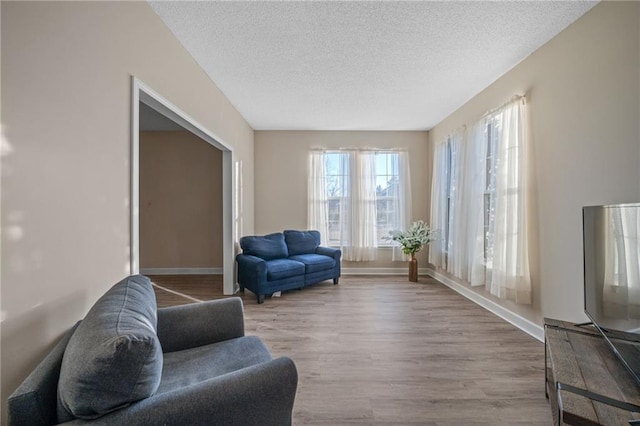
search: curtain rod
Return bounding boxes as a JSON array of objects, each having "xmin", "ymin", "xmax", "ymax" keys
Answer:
[
  {"xmin": 480, "ymin": 94, "xmax": 526, "ymax": 121},
  {"xmin": 440, "ymin": 93, "xmax": 526, "ymax": 144},
  {"xmin": 309, "ymin": 147, "xmax": 408, "ymax": 152}
]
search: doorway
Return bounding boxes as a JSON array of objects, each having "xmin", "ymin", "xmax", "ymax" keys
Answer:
[{"xmin": 131, "ymin": 78, "xmax": 235, "ymax": 295}]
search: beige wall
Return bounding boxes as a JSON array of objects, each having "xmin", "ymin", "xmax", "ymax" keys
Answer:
[
  {"xmin": 254, "ymin": 131, "xmax": 430, "ymax": 269},
  {"xmin": 0, "ymin": 1, "xmax": 254, "ymax": 417},
  {"xmin": 140, "ymin": 131, "xmax": 223, "ymax": 269},
  {"xmin": 430, "ymin": 2, "xmax": 640, "ymax": 325}
]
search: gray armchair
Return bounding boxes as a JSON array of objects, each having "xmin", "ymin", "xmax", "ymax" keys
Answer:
[{"xmin": 7, "ymin": 276, "xmax": 298, "ymax": 425}]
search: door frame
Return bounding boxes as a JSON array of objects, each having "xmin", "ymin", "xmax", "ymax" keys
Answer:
[{"xmin": 131, "ymin": 77, "xmax": 235, "ymax": 295}]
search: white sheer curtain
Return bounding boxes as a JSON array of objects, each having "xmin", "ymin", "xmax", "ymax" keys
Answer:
[
  {"xmin": 485, "ymin": 98, "xmax": 531, "ymax": 304},
  {"xmin": 307, "ymin": 151, "xmax": 330, "ymax": 244},
  {"xmin": 308, "ymin": 149, "xmax": 378, "ymax": 261},
  {"xmin": 429, "ymin": 139, "xmax": 449, "ymax": 270},
  {"xmin": 467, "ymin": 122, "xmax": 489, "ymax": 287},
  {"xmin": 603, "ymin": 207, "xmax": 640, "ymax": 318},
  {"xmin": 445, "ymin": 127, "xmax": 487, "ymax": 285},
  {"xmin": 345, "ymin": 151, "xmax": 378, "ymax": 261},
  {"xmin": 446, "ymin": 131, "xmax": 467, "ymax": 279},
  {"xmin": 336, "ymin": 152, "xmax": 352, "ymax": 250},
  {"xmin": 392, "ymin": 150, "xmax": 413, "ymax": 261},
  {"xmin": 429, "ymin": 96, "xmax": 531, "ymax": 304}
]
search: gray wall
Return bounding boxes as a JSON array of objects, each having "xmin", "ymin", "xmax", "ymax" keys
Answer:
[
  {"xmin": 1, "ymin": 2, "xmax": 254, "ymax": 419},
  {"xmin": 254, "ymin": 131, "xmax": 430, "ymax": 269},
  {"xmin": 140, "ymin": 131, "xmax": 223, "ymax": 269},
  {"xmin": 430, "ymin": 1, "xmax": 640, "ymax": 325}
]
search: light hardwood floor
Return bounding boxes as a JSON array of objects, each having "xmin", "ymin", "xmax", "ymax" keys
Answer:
[{"xmin": 150, "ymin": 274, "xmax": 552, "ymax": 425}]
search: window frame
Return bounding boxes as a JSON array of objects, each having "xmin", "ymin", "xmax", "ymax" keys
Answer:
[
  {"xmin": 484, "ymin": 119, "xmax": 498, "ymax": 274},
  {"xmin": 374, "ymin": 151, "xmax": 402, "ymax": 247},
  {"xmin": 315, "ymin": 150, "xmax": 406, "ymax": 248},
  {"xmin": 324, "ymin": 151, "xmax": 351, "ymax": 247}
]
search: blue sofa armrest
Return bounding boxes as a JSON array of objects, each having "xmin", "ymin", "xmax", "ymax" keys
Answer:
[
  {"xmin": 65, "ymin": 357, "xmax": 298, "ymax": 426},
  {"xmin": 236, "ymin": 254, "xmax": 267, "ymax": 284},
  {"xmin": 315, "ymin": 246, "xmax": 341, "ymax": 284},
  {"xmin": 316, "ymin": 246, "xmax": 341, "ymax": 261},
  {"xmin": 157, "ymin": 298, "xmax": 245, "ymax": 353}
]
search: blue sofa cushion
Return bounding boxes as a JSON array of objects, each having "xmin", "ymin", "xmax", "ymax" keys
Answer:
[
  {"xmin": 289, "ymin": 254, "xmax": 336, "ymax": 274},
  {"xmin": 284, "ymin": 230, "xmax": 320, "ymax": 256},
  {"xmin": 266, "ymin": 259, "xmax": 305, "ymax": 281},
  {"xmin": 241, "ymin": 233, "xmax": 289, "ymax": 260},
  {"xmin": 57, "ymin": 275, "xmax": 163, "ymax": 421}
]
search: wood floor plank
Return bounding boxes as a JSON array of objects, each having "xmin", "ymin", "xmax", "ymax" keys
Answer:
[{"xmin": 150, "ymin": 274, "xmax": 552, "ymax": 425}]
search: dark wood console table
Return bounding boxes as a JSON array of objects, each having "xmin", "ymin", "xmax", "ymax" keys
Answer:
[{"xmin": 544, "ymin": 318, "xmax": 640, "ymax": 425}]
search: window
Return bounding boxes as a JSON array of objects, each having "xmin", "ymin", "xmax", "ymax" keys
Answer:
[
  {"xmin": 309, "ymin": 149, "xmax": 411, "ymax": 261},
  {"xmin": 445, "ymin": 139, "xmax": 453, "ymax": 261},
  {"xmin": 324, "ymin": 151, "xmax": 350, "ymax": 247},
  {"xmin": 375, "ymin": 152, "xmax": 402, "ymax": 246},
  {"xmin": 484, "ymin": 119, "xmax": 498, "ymax": 272},
  {"xmin": 439, "ymin": 124, "xmax": 499, "ymax": 273},
  {"xmin": 429, "ymin": 97, "xmax": 531, "ymax": 304},
  {"xmin": 436, "ymin": 135, "xmax": 461, "ymax": 271}
]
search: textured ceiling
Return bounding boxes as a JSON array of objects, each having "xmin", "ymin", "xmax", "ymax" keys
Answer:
[{"xmin": 148, "ymin": 1, "xmax": 597, "ymax": 131}]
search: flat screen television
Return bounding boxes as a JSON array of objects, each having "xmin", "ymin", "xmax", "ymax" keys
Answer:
[{"xmin": 583, "ymin": 203, "xmax": 640, "ymax": 387}]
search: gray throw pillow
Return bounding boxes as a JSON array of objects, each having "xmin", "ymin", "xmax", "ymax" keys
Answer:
[{"xmin": 57, "ymin": 275, "xmax": 162, "ymax": 421}]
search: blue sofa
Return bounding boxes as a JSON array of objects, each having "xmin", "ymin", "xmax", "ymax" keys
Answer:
[
  {"xmin": 7, "ymin": 275, "xmax": 298, "ymax": 425},
  {"xmin": 236, "ymin": 230, "xmax": 341, "ymax": 303}
]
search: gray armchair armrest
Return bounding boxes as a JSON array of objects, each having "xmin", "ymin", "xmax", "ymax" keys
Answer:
[
  {"xmin": 65, "ymin": 357, "xmax": 298, "ymax": 426},
  {"xmin": 8, "ymin": 322, "xmax": 81, "ymax": 426},
  {"xmin": 157, "ymin": 298, "xmax": 245, "ymax": 353}
]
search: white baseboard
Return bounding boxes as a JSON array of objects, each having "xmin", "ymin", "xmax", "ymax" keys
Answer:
[
  {"xmin": 140, "ymin": 267, "xmax": 223, "ymax": 275},
  {"xmin": 426, "ymin": 268, "xmax": 544, "ymax": 342},
  {"xmin": 342, "ymin": 267, "xmax": 431, "ymax": 275}
]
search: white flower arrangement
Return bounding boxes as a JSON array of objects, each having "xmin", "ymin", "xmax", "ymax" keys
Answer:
[{"xmin": 389, "ymin": 220, "xmax": 433, "ymax": 256}]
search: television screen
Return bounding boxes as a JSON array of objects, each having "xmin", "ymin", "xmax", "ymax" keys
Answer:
[{"xmin": 583, "ymin": 203, "xmax": 640, "ymax": 386}]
